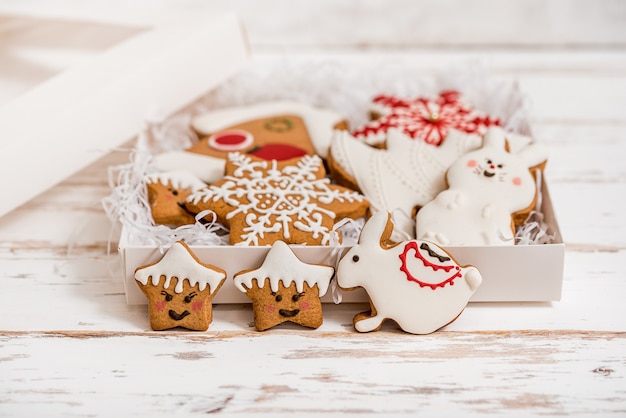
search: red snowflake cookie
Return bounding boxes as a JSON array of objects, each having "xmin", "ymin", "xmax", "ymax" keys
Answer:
[{"xmin": 353, "ymin": 90, "xmax": 500, "ymax": 146}]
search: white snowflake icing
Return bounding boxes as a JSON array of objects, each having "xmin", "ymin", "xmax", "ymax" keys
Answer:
[{"xmin": 188, "ymin": 153, "xmax": 365, "ymax": 246}]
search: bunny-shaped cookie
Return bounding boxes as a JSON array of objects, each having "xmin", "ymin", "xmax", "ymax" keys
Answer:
[
  {"xmin": 416, "ymin": 127, "xmax": 548, "ymax": 246},
  {"xmin": 337, "ymin": 211, "xmax": 482, "ymax": 334}
]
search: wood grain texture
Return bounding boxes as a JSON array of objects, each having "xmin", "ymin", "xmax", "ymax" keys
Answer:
[
  {"xmin": 1, "ymin": 0, "xmax": 625, "ymax": 415},
  {"xmin": 228, "ymin": 0, "xmax": 626, "ymax": 50},
  {"xmin": 1, "ymin": 331, "xmax": 624, "ymax": 416},
  {"xmin": 2, "ymin": 0, "xmax": 625, "ymax": 49}
]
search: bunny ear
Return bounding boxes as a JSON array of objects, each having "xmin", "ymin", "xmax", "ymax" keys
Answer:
[
  {"xmin": 518, "ymin": 142, "xmax": 549, "ymax": 169},
  {"xmin": 358, "ymin": 211, "xmax": 395, "ymax": 248},
  {"xmin": 482, "ymin": 127, "xmax": 507, "ymax": 149}
]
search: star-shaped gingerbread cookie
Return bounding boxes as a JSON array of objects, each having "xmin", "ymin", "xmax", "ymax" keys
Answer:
[
  {"xmin": 185, "ymin": 153, "xmax": 369, "ymax": 246},
  {"xmin": 135, "ymin": 241, "xmax": 226, "ymax": 331},
  {"xmin": 233, "ymin": 240, "xmax": 335, "ymax": 331}
]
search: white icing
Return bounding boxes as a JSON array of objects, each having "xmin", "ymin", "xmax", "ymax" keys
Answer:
[
  {"xmin": 415, "ymin": 127, "xmax": 548, "ymax": 246},
  {"xmin": 135, "ymin": 241, "xmax": 226, "ymax": 294},
  {"xmin": 337, "ymin": 211, "xmax": 482, "ymax": 335},
  {"xmin": 330, "ymin": 128, "xmax": 481, "ymax": 237},
  {"xmin": 145, "ymin": 170, "xmax": 206, "ymax": 191},
  {"xmin": 187, "ymin": 153, "xmax": 365, "ymax": 246},
  {"xmin": 233, "ymin": 240, "xmax": 334, "ymax": 296},
  {"xmin": 191, "ymin": 101, "xmax": 345, "ymax": 158},
  {"xmin": 152, "ymin": 151, "xmax": 226, "ymax": 183}
]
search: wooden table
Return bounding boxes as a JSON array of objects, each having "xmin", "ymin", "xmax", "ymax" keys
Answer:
[{"xmin": 1, "ymin": 1, "xmax": 625, "ymax": 415}]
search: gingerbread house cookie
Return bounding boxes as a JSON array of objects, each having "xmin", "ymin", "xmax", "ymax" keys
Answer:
[
  {"xmin": 134, "ymin": 241, "xmax": 226, "ymax": 331},
  {"xmin": 233, "ymin": 240, "xmax": 335, "ymax": 331},
  {"xmin": 154, "ymin": 101, "xmax": 347, "ymax": 183}
]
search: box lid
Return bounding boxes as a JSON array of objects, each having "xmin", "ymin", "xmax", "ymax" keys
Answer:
[{"xmin": 0, "ymin": 8, "xmax": 250, "ymax": 218}]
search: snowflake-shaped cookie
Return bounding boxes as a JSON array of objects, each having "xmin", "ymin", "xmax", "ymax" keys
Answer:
[
  {"xmin": 185, "ymin": 153, "xmax": 369, "ymax": 246},
  {"xmin": 353, "ymin": 90, "xmax": 500, "ymax": 146}
]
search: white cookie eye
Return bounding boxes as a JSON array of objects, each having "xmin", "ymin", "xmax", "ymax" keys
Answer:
[{"xmin": 207, "ymin": 130, "xmax": 254, "ymax": 151}]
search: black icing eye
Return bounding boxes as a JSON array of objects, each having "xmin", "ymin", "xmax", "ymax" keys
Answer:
[
  {"xmin": 184, "ymin": 292, "xmax": 197, "ymax": 303},
  {"xmin": 292, "ymin": 292, "xmax": 305, "ymax": 302},
  {"xmin": 160, "ymin": 291, "xmax": 173, "ymax": 302},
  {"xmin": 352, "ymin": 255, "xmax": 360, "ymax": 263},
  {"xmin": 275, "ymin": 294, "xmax": 283, "ymax": 302},
  {"xmin": 497, "ymin": 164, "xmax": 504, "ymax": 169},
  {"xmin": 486, "ymin": 159, "xmax": 492, "ymax": 164},
  {"xmin": 172, "ymin": 190, "xmax": 179, "ymax": 196}
]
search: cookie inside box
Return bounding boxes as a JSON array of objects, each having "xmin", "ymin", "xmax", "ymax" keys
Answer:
[{"xmin": 106, "ymin": 58, "xmax": 564, "ymax": 304}]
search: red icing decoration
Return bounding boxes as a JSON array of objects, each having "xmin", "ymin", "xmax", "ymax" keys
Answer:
[
  {"xmin": 353, "ymin": 90, "xmax": 500, "ymax": 146},
  {"xmin": 214, "ymin": 133, "xmax": 248, "ymax": 146},
  {"xmin": 249, "ymin": 143, "xmax": 308, "ymax": 161},
  {"xmin": 156, "ymin": 300, "xmax": 166, "ymax": 311},
  {"xmin": 398, "ymin": 242, "xmax": 462, "ymax": 289},
  {"xmin": 192, "ymin": 301, "xmax": 204, "ymax": 312},
  {"xmin": 208, "ymin": 129, "xmax": 253, "ymax": 151}
]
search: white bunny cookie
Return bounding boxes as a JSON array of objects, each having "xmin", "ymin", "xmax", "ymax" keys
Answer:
[
  {"xmin": 337, "ymin": 211, "xmax": 482, "ymax": 335},
  {"xmin": 415, "ymin": 127, "xmax": 548, "ymax": 246}
]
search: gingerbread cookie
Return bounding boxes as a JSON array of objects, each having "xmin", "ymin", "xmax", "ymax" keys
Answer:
[
  {"xmin": 154, "ymin": 101, "xmax": 347, "ymax": 183},
  {"xmin": 145, "ymin": 170, "xmax": 206, "ymax": 226},
  {"xmin": 337, "ymin": 211, "xmax": 482, "ymax": 334},
  {"xmin": 233, "ymin": 240, "xmax": 334, "ymax": 331},
  {"xmin": 415, "ymin": 127, "xmax": 548, "ymax": 246},
  {"xmin": 329, "ymin": 128, "xmax": 482, "ymax": 237},
  {"xmin": 185, "ymin": 152, "xmax": 369, "ymax": 246},
  {"xmin": 134, "ymin": 241, "xmax": 226, "ymax": 331},
  {"xmin": 353, "ymin": 91, "xmax": 500, "ymax": 146}
]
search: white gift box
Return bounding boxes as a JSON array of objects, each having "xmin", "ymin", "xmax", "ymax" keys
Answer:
[
  {"xmin": 0, "ymin": 9, "xmax": 564, "ymax": 304},
  {"xmin": 119, "ymin": 178, "xmax": 564, "ymax": 304},
  {"xmin": 112, "ymin": 54, "xmax": 565, "ymax": 304}
]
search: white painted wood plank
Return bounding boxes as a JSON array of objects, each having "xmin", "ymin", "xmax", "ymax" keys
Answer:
[
  {"xmin": 1, "ymin": 331, "xmax": 624, "ymax": 416},
  {"xmin": 0, "ymin": 248, "xmax": 624, "ymax": 332},
  {"xmin": 538, "ymin": 124, "xmax": 626, "ymax": 183},
  {"xmin": 238, "ymin": 0, "xmax": 626, "ymax": 49},
  {"xmin": 2, "ymin": 0, "xmax": 625, "ymax": 49}
]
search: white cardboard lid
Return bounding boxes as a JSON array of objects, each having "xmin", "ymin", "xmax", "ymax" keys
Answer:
[{"xmin": 0, "ymin": 9, "xmax": 250, "ymax": 218}]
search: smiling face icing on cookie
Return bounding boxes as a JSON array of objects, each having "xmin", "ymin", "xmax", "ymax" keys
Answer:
[
  {"xmin": 463, "ymin": 150, "xmax": 525, "ymax": 189},
  {"xmin": 233, "ymin": 240, "xmax": 334, "ymax": 331},
  {"xmin": 134, "ymin": 241, "xmax": 226, "ymax": 331},
  {"xmin": 246, "ymin": 280, "xmax": 324, "ymax": 331},
  {"xmin": 138, "ymin": 276, "xmax": 214, "ymax": 330},
  {"xmin": 447, "ymin": 129, "xmax": 538, "ymax": 206},
  {"xmin": 415, "ymin": 127, "xmax": 548, "ymax": 246}
]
